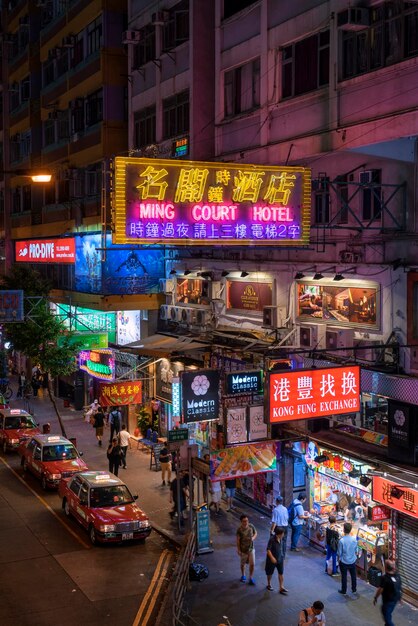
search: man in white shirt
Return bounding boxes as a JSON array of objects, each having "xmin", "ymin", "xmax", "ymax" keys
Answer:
[
  {"xmin": 298, "ymin": 600, "xmax": 326, "ymax": 625},
  {"xmin": 118, "ymin": 424, "xmax": 131, "ymax": 469},
  {"xmin": 270, "ymin": 496, "xmax": 289, "ymax": 557}
]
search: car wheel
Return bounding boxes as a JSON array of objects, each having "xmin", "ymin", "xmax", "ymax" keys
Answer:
[
  {"xmin": 2, "ymin": 440, "xmax": 7, "ymax": 454},
  {"xmin": 63, "ymin": 499, "xmax": 71, "ymax": 517},
  {"xmin": 41, "ymin": 474, "xmax": 48, "ymax": 491},
  {"xmin": 89, "ymin": 525, "xmax": 97, "ymax": 545}
]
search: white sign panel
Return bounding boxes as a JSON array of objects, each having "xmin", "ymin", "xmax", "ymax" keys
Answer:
[
  {"xmin": 249, "ymin": 405, "xmax": 268, "ymax": 441},
  {"xmin": 117, "ymin": 310, "xmax": 141, "ymax": 346},
  {"xmin": 226, "ymin": 407, "xmax": 247, "ymax": 444}
]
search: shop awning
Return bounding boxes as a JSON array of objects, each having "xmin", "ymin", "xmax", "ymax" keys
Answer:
[{"xmin": 124, "ymin": 334, "xmax": 209, "ymax": 357}]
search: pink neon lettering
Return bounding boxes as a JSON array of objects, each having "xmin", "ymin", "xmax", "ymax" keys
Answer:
[
  {"xmin": 138, "ymin": 203, "xmax": 175, "ymax": 220},
  {"xmin": 252, "ymin": 206, "xmax": 292, "ymax": 222},
  {"xmin": 192, "ymin": 205, "xmax": 237, "ymax": 221}
]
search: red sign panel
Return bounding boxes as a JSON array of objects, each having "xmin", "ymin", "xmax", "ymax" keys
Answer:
[
  {"xmin": 368, "ymin": 505, "xmax": 391, "ymax": 522},
  {"xmin": 268, "ymin": 366, "xmax": 360, "ymax": 423},
  {"xmin": 372, "ymin": 476, "xmax": 418, "ymax": 520},
  {"xmin": 15, "ymin": 238, "xmax": 76, "ymax": 264},
  {"xmin": 99, "ymin": 381, "xmax": 142, "ymax": 407}
]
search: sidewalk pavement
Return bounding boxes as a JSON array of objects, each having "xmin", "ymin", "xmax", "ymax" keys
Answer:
[{"xmin": 11, "ymin": 388, "xmax": 418, "ymax": 626}]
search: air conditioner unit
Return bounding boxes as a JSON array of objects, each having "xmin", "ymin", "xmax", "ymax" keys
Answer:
[
  {"xmin": 62, "ymin": 35, "xmax": 76, "ymax": 48},
  {"xmin": 123, "ymin": 30, "xmax": 141, "ymax": 44},
  {"xmin": 160, "ymin": 304, "xmax": 170, "ymax": 320},
  {"xmin": 299, "ymin": 324, "xmax": 326, "ymax": 349},
  {"xmin": 359, "ymin": 170, "xmax": 376, "ymax": 184},
  {"xmin": 337, "ymin": 7, "xmax": 370, "ymax": 30},
  {"xmin": 152, "ymin": 10, "xmax": 169, "ymax": 25},
  {"xmin": 170, "ymin": 306, "xmax": 182, "ymax": 322},
  {"xmin": 178, "ymin": 307, "xmax": 197, "ymax": 325},
  {"xmin": 195, "ymin": 308, "xmax": 211, "ymax": 327},
  {"xmin": 159, "ymin": 278, "xmax": 175, "ymax": 294},
  {"xmin": 353, "ymin": 339, "xmax": 383, "ymax": 363},
  {"xmin": 326, "ymin": 327, "xmax": 354, "ymax": 356}
]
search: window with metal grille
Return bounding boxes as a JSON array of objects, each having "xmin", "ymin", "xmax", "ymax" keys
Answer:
[
  {"xmin": 22, "ymin": 185, "xmax": 31, "ymax": 212},
  {"xmin": 314, "ymin": 191, "xmax": 330, "ymax": 224},
  {"xmin": 335, "ymin": 174, "xmax": 349, "ymax": 224},
  {"xmin": 71, "ymin": 100, "xmax": 85, "ymax": 133},
  {"xmin": 282, "ymin": 30, "xmax": 329, "ymax": 98},
  {"xmin": 43, "ymin": 59, "xmax": 55, "ymax": 87},
  {"xmin": 12, "ymin": 188, "xmax": 21, "ymax": 213},
  {"xmin": 133, "ymin": 25, "xmax": 155, "ymax": 68},
  {"xmin": 44, "ymin": 119, "xmax": 56, "ymax": 147},
  {"xmin": 362, "ymin": 169, "xmax": 382, "ymax": 221},
  {"xmin": 134, "ymin": 105, "xmax": 156, "ymax": 149},
  {"xmin": 86, "ymin": 89, "xmax": 103, "ymax": 126},
  {"xmin": 87, "ymin": 16, "xmax": 102, "ymax": 56},
  {"xmin": 162, "ymin": 0, "xmax": 189, "ymax": 51},
  {"xmin": 163, "ymin": 90, "xmax": 189, "ymax": 139},
  {"xmin": 56, "ymin": 49, "xmax": 69, "ymax": 77},
  {"xmin": 71, "ymin": 32, "xmax": 84, "ymax": 68},
  {"xmin": 224, "ymin": 58, "xmax": 260, "ymax": 118}
]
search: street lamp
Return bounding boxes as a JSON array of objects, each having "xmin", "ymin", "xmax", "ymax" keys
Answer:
[{"xmin": 2, "ymin": 169, "xmax": 52, "ymax": 183}]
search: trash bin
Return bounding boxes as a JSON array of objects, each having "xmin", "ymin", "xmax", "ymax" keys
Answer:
[
  {"xmin": 42, "ymin": 423, "xmax": 51, "ymax": 434},
  {"xmin": 69, "ymin": 437, "xmax": 77, "ymax": 448}
]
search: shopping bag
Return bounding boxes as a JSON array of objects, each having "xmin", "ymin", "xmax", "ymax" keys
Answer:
[{"xmin": 326, "ymin": 558, "xmax": 333, "ymax": 575}]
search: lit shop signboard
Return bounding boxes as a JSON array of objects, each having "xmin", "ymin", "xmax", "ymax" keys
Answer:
[
  {"xmin": 372, "ymin": 476, "xmax": 418, "ymax": 520},
  {"xmin": 0, "ymin": 290, "xmax": 24, "ymax": 321},
  {"xmin": 15, "ymin": 238, "xmax": 75, "ymax": 263},
  {"xmin": 79, "ymin": 349, "xmax": 115, "ymax": 381},
  {"xmin": 226, "ymin": 281, "xmax": 273, "ymax": 311},
  {"xmin": 52, "ymin": 304, "xmax": 117, "ymax": 344},
  {"xmin": 181, "ymin": 370, "xmax": 220, "ymax": 423},
  {"xmin": 225, "ymin": 370, "xmax": 263, "ymax": 395},
  {"xmin": 268, "ymin": 365, "xmax": 360, "ymax": 423},
  {"xmin": 113, "ymin": 157, "xmax": 311, "ymax": 246}
]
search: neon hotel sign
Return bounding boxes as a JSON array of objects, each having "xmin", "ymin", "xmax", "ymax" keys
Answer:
[{"xmin": 113, "ymin": 157, "xmax": 311, "ymax": 246}]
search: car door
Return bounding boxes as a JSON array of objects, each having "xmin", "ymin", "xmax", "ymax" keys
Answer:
[
  {"xmin": 31, "ymin": 444, "xmax": 42, "ymax": 476},
  {"xmin": 67, "ymin": 475, "xmax": 83, "ymax": 518},
  {"xmin": 75, "ymin": 481, "xmax": 90, "ymax": 529}
]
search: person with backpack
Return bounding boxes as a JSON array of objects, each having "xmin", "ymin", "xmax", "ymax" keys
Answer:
[
  {"xmin": 373, "ymin": 560, "xmax": 402, "ymax": 626},
  {"xmin": 108, "ymin": 406, "xmax": 122, "ymax": 442},
  {"xmin": 298, "ymin": 600, "xmax": 326, "ymax": 625},
  {"xmin": 325, "ymin": 514, "xmax": 340, "ymax": 576},
  {"xmin": 289, "ymin": 493, "xmax": 309, "ymax": 552}
]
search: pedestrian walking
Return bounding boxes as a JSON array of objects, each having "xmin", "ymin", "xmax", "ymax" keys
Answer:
[
  {"xmin": 85, "ymin": 399, "xmax": 99, "ymax": 424},
  {"xmin": 265, "ymin": 527, "xmax": 287, "ymax": 593},
  {"xmin": 31, "ymin": 373, "xmax": 40, "ymax": 397},
  {"xmin": 93, "ymin": 407, "xmax": 105, "ymax": 446},
  {"xmin": 17, "ymin": 371, "xmax": 26, "ymax": 398},
  {"xmin": 209, "ymin": 478, "xmax": 222, "ymax": 514},
  {"xmin": 324, "ymin": 514, "xmax": 340, "ymax": 576},
  {"xmin": 118, "ymin": 424, "xmax": 131, "ymax": 469},
  {"xmin": 224, "ymin": 478, "xmax": 237, "ymax": 511},
  {"xmin": 337, "ymin": 522, "xmax": 358, "ymax": 595},
  {"xmin": 290, "ymin": 492, "xmax": 309, "ymax": 552},
  {"xmin": 108, "ymin": 406, "xmax": 122, "ymax": 441},
  {"xmin": 107, "ymin": 437, "xmax": 122, "ymax": 477},
  {"xmin": 159, "ymin": 444, "xmax": 172, "ymax": 485},
  {"xmin": 298, "ymin": 600, "xmax": 326, "ymax": 625},
  {"xmin": 270, "ymin": 495, "xmax": 289, "ymax": 557},
  {"xmin": 236, "ymin": 514, "xmax": 257, "ymax": 585},
  {"xmin": 169, "ymin": 471, "xmax": 189, "ymax": 525},
  {"xmin": 373, "ymin": 560, "xmax": 402, "ymax": 626}
]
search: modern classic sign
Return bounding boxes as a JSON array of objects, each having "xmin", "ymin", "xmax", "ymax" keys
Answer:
[
  {"xmin": 15, "ymin": 238, "xmax": 75, "ymax": 263},
  {"xmin": 113, "ymin": 157, "xmax": 311, "ymax": 246},
  {"xmin": 268, "ymin": 366, "xmax": 360, "ymax": 423},
  {"xmin": 225, "ymin": 370, "xmax": 263, "ymax": 395},
  {"xmin": 181, "ymin": 369, "xmax": 220, "ymax": 423}
]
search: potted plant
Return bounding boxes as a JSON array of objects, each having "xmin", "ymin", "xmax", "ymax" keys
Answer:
[{"xmin": 135, "ymin": 405, "xmax": 151, "ymax": 437}]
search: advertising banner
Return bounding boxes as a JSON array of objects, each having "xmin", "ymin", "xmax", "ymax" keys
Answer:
[
  {"xmin": 296, "ymin": 281, "xmax": 379, "ymax": 329},
  {"xmin": 79, "ymin": 349, "xmax": 115, "ymax": 381},
  {"xmin": 181, "ymin": 369, "xmax": 220, "ymax": 423},
  {"xmin": 99, "ymin": 380, "xmax": 142, "ymax": 406},
  {"xmin": 372, "ymin": 476, "xmax": 418, "ymax": 520},
  {"xmin": 52, "ymin": 303, "xmax": 117, "ymax": 343},
  {"xmin": 269, "ymin": 365, "xmax": 360, "ymax": 423},
  {"xmin": 113, "ymin": 157, "xmax": 311, "ymax": 247},
  {"xmin": 57, "ymin": 332, "xmax": 108, "ymax": 351},
  {"xmin": 248, "ymin": 405, "xmax": 268, "ymax": 441},
  {"xmin": 15, "ymin": 238, "xmax": 75, "ymax": 263},
  {"xmin": 176, "ymin": 278, "xmax": 211, "ymax": 305},
  {"xmin": 226, "ymin": 407, "xmax": 247, "ymax": 444},
  {"xmin": 0, "ymin": 290, "xmax": 24, "ymax": 321},
  {"xmin": 225, "ymin": 370, "xmax": 263, "ymax": 395},
  {"xmin": 117, "ymin": 310, "xmax": 141, "ymax": 346},
  {"xmin": 196, "ymin": 509, "xmax": 212, "ymax": 554},
  {"xmin": 210, "ymin": 442, "xmax": 277, "ymax": 482},
  {"xmin": 226, "ymin": 281, "xmax": 273, "ymax": 311},
  {"xmin": 156, "ymin": 359, "xmax": 184, "ymax": 404}
]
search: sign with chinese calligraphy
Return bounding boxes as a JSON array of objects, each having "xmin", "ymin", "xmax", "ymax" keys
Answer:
[
  {"xmin": 226, "ymin": 370, "xmax": 263, "ymax": 395},
  {"xmin": 368, "ymin": 505, "xmax": 391, "ymax": 522},
  {"xmin": 248, "ymin": 405, "xmax": 268, "ymax": 441},
  {"xmin": 99, "ymin": 380, "xmax": 142, "ymax": 406},
  {"xmin": 168, "ymin": 428, "xmax": 189, "ymax": 443},
  {"xmin": 210, "ymin": 442, "xmax": 277, "ymax": 482},
  {"xmin": 113, "ymin": 157, "xmax": 311, "ymax": 246},
  {"xmin": 0, "ymin": 290, "xmax": 24, "ymax": 321},
  {"xmin": 226, "ymin": 281, "xmax": 273, "ymax": 311},
  {"xmin": 296, "ymin": 281, "xmax": 379, "ymax": 329},
  {"xmin": 182, "ymin": 370, "xmax": 220, "ymax": 423},
  {"xmin": 196, "ymin": 508, "xmax": 212, "ymax": 554},
  {"xmin": 15, "ymin": 238, "xmax": 75, "ymax": 263},
  {"xmin": 79, "ymin": 349, "xmax": 115, "ymax": 381},
  {"xmin": 226, "ymin": 407, "xmax": 247, "ymax": 444},
  {"xmin": 52, "ymin": 303, "xmax": 117, "ymax": 343},
  {"xmin": 268, "ymin": 366, "xmax": 360, "ymax": 423},
  {"xmin": 372, "ymin": 476, "xmax": 418, "ymax": 520}
]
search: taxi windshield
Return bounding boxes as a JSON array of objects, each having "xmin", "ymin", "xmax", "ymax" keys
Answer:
[
  {"xmin": 42, "ymin": 444, "xmax": 78, "ymax": 461},
  {"xmin": 89, "ymin": 485, "xmax": 134, "ymax": 508},
  {"xmin": 5, "ymin": 415, "xmax": 36, "ymax": 430}
]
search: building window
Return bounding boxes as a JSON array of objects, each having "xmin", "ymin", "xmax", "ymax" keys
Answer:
[
  {"xmin": 362, "ymin": 170, "xmax": 382, "ymax": 222},
  {"xmin": 71, "ymin": 32, "xmax": 84, "ymax": 68},
  {"xmin": 87, "ymin": 16, "xmax": 102, "ymax": 56},
  {"xmin": 9, "ymin": 84, "xmax": 20, "ymax": 111},
  {"xmin": 86, "ymin": 90, "xmax": 103, "ymax": 126},
  {"xmin": 45, "ymin": 182, "xmax": 56, "ymax": 205},
  {"xmin": 223, "ymin": 0, "xmax": 258, "ymax": 20},
  {"xmin": 86, "ymin": 166, "xmax": 100, "ymax": 196},
  {"xmin": 163, "ymin": 0, "xmax": 189, "ymax": 51},
  {"xmin": 282, "ymin": 31, "xmax": 329, "ymax": 98},
  {"xmin": 134, "ymin": 105, "xmax": 156, "ymax": 149},
  {"xmin": 163, "ymin": 90, "xmax": 189, "ymax": 139},
  {"xmin": 132, "ymin": 25, "xmax": 156, "ymax": 68},
  {"xmin": 341, "ymin": 2, "xmax": 418, "ymax": 80},
  {"xmin": 44, "ymin": 119, "xmax": 56, "ymax": 147},
  {"xmin": 71, "ymin": 99, "xmax": 85, "ymax": 133},
  {"xmin": 43, "ymin": 59, "xmax": 55, "ymax": 87},
  {"xmin": 314, "ymin": 190, "xmax": 330, "ymax": 224},
  {"xmin": 335, "ymin": 175, "xmax": 349, "ymax": 224},
  {"xmin": 224, "ymin": 58, "xmax": 260, "ymax": 117},
  {"xmin": 57, "ymin": 110, "xmax": 70, "ymax": 141},
  {"xmin": 22, "ymin": 185, "xmax": 31, "ymax": 212},
  {"xmin": 56, "ymin": 49, "xmax": 69, "ymax": 77}
]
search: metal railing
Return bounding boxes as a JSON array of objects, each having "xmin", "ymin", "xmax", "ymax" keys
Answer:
[{"xmin": 172, "ymin": 519, "xmax": 199, "ymax": 626}]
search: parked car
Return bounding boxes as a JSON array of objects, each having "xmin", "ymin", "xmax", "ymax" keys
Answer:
[
  {"xmin": 58, "ymin": 470, "xmax": 152, "ymax": 545},
  {"xmin": 19, "ymin": 434, "xmax": 88, "ymax": 490},
  {"xmin": 0, "ymin": 408, "xmax": 41, "ymax": 453}
]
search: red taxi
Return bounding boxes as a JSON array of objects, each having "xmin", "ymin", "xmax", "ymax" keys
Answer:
[
  {"xmin": 58, "ymin": 470, "xmax": 152, "ymax": 545},
  {"xmin": 0, "ymin": 409, "xmax": 41, "ymax": 453},
  {"xmin": 19, "ymin": 434, "xmax": 88, "ymax": 490}
]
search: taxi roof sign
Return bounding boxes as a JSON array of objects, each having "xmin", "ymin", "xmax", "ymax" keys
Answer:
[
  {"xmin": 47, "ymin": 436, "xmax": 62, "ymax": 442},
  {"xmin": 95, "ymin": 474, "xmax": 111, "ymax": 481}
]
